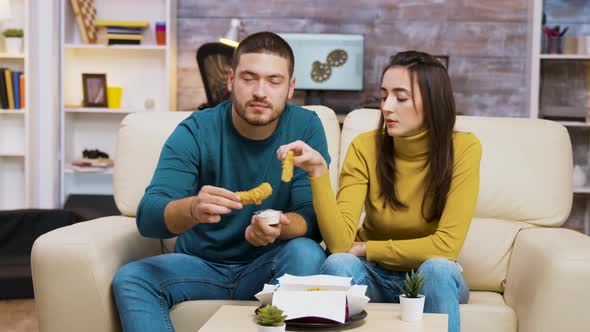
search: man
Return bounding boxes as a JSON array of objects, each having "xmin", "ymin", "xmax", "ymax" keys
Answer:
[{"xmin": 112, "ymin": 32, "xmax": 330, "ymax": 331}]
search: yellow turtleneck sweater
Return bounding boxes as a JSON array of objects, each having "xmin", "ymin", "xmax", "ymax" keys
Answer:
[{"xmin": 310, "ymin": 129, "xmax": 481, "ymax": 271}]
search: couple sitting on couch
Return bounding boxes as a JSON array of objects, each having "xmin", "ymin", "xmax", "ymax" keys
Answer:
[{"xmin": 112, "ymin": 31, "xmax": 481, "ymax": 332}]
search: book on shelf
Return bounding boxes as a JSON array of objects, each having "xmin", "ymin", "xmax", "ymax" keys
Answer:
[
  {"xmin": 106, "ymin": 27, "xmax": 143, "ymax": 34},
  {"xmin": 12, "ymin": 71, "xmax": 21, "ymax": 109},
  {"xmin": 97, "ymin": 24, "xmax": 147, "ymax": 45},
  {"xmin": 107, "ymin": 34, "xmax": 143, "ymax": 45},
  {"xmin": 19, "ymin": 74, "xmax": 24, "ymax": 109},
  {"xmin": 0, "ymin": 69, "xmax": 7, "ymax": 109},
  {"xmin": 0, "ymin": 68, "xmax": 25, "ymax": 110},
  {"xmin": 4, "ymin": 69, "xmax": 14, "ymax": 109},
  {"xmin": 108, "ymin": 39, "xmax": 141, "ymax": 45},
  {"xmin": 107, "ymin": 34, "xmax": 143, "ymax": 41},
  {"xmin": 95, "ymin": 20, "xmax": 149, "ymax": 28}
]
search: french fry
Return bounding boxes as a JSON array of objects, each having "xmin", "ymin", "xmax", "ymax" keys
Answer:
[
  {"xmin": 236, "ymin": 182, "xmax": 273, "ymax": 205},
  {"xmin": 281, "ymin": 150, "xmax": 294, "ymax": 182}
]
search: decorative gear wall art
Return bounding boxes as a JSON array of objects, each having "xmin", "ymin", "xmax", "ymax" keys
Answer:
[
  {"xmin": 310, "ymin": 49, "xmax": 348, "ymax": 83},
  {"xmin": 311, "ymin": 61, "xmax": 332, "ymax": 82},
  {"xmin": 326, "ymin": 49, "xmax": 348, "ymax": 67}
]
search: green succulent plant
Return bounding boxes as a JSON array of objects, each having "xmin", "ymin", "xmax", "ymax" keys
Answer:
[
  {"xmin": 256, "ymin": 305, "xmax": 287, "ymax": 327},
  {"xmin": 394, "ymin": 270, "xmax": 425, "ymax": 298},
  {"xmin": 2, "ymin": 29, "xmax": 23, "ymax": 38}
]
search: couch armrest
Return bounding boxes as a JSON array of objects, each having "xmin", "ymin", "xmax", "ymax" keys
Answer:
[
  {"xmin": 503, "ymin": 227, "xmax": 590, "ymax": 332},
  {"xmin": 31, "ymin": 216, "xmax": 161, "ymax": 332}
]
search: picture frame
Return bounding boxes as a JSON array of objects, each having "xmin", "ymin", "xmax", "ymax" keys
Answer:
[{"xmin": 82, "ymin": 73, "xmax": 108, "ymax": 107}]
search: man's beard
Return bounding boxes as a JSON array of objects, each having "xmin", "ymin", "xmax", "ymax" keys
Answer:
[{"xmin": 231, "ymin": 91, "xmax": 287, "ymax": 127}]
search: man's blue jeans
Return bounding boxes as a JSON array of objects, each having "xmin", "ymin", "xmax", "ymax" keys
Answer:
[
  {"xmin": 320, "ymin": 254, "xmax": 469, "ymax": 332},
  {"xmin": 112, "ymin": 237, "xmax": 326, "ymax": 332}
]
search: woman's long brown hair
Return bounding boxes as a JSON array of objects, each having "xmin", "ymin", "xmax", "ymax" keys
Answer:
[{"xmin": 376, "ymin": 51, "xmax": 455, "ymax": 223}]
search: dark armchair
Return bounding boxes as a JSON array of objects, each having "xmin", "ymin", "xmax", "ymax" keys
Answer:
[{"xmin": 196, "ymin": 42, "xmax": 235, "ymax": 110}]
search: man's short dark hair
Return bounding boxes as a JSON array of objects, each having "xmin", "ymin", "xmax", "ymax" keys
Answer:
[{"xmin": 231, "ymin": 32, "xmax": 295, "ymax": 77}]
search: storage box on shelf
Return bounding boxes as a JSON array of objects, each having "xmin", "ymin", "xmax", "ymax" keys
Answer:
[{"xmin": 59, "ymin": 0, "xmax": 176, "ymax": 205}]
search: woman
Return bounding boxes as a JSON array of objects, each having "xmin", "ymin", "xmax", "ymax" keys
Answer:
[{"xmin": 277, "ymin": 51, "xmax": 481, "ymax": 332}]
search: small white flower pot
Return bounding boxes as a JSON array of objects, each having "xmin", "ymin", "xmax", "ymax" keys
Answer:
[
  {"xmin": 399, "ymin": 294, "xmax": 425, "ymax": 322},
  {"xmin": 257, "ymin": 324, "xmax": 286, "ymax": 332},
  {"xmin": 4, "ymin": 37, "xmax": 22, "ymax": 54}
]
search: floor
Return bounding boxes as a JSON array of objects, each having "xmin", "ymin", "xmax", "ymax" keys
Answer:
[{"xmin": 0, "ymin": 299, "xmax": 38, "ymax": 332}]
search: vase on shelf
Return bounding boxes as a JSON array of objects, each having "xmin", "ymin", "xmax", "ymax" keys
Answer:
[{"xmin": 4, "ymin": 37, "xmax": 22, "ymax": 54}]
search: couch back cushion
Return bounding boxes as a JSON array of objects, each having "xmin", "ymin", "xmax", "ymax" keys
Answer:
[
  {"xmin": 339, "ymin": 109, "xmax": 381, "ymax": 177},
  {"xmin": 308, "ymin": 106, "xmax": 341, "ymax": 190},
  {"xmin": 455, "ymin": 115, "xmax": 572, "ymax": 226},
  {"xmin": 114, "ymin": 111, "xmax": 191, "ymax": 217},
  {"xmin": 341, "ymin": 109, "xmax": 573, "ymax": 291},
  {"xmin": 114, "ymin": 106, "xmax": 340, "ymax": 217}
]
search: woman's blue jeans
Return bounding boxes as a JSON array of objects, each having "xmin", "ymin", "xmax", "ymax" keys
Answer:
[
  {"xmin": 320, "ymin": 254, "xmax": 469, "ymax": 332},
  {"xmin": 112, "ymin": 237, "xmax": 326, "ymax": 332}
]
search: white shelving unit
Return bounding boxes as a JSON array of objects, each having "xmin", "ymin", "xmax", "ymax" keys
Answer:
[
  {"xmin": 64, "ymin": 107, "xmax": 141, "ymax": 114},
  {"xmin": 0, "ymin": 52, "xmax": 24, "ymax": 59},
  {"xmin": 529, "ymin": 0, "xmax": 590, "ymax": 235},
  {"xmin": 0, "ymin": 0, "xmax": 30, "ymax": 210},
  {"xmin": 59, "ymin": 0, "xmax": 177, "ymax": 205},
  {"xmin": 65, "ymin": 43, "xmax": 166, "ymax": 51}
]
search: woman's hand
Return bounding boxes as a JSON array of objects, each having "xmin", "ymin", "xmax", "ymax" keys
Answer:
[
  {"xmin": 277, "ymin": 140, "xmax": 328, "ymax": 177},
  {"xmin": 348, "ymin": 242, "xmax": 367, "ymax": 257}
]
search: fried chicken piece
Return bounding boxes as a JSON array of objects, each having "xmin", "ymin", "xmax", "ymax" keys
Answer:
[
  {"xmin": 236, "ymin": 182, "xmax": 273, "ymax": 205},
  {"xmin": 281, "ymin": 150, "xmax": 294, "ymax": 182}
]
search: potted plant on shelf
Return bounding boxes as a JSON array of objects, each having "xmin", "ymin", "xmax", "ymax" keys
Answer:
[
  {"xmin": 256, "ymin": 304, "xmax": 287, "ymax": 332},
  {"xmin": 2, "ymin": 28, "xmax": 23, "ymax": 54},
  {"xmin": 394, "ymin": 270, "xmax": 426, "ymax": 322}
]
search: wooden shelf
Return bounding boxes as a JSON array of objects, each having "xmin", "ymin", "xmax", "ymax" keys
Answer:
[
  {"xmin": 540, "ymin": 54, "xmax": 590, "ymax": 60},
  {"xmin": 0, "ymin": 53, "xmax": 25, "ymax": 59},
  {"xmin": 0, "ymin": 110, "xmax": 26, "ymax": 115},
  {"xmin": 64, "ymin": 44, "xmax": 166, "ymax": 51},
  {"xmin": 0, "ymin": 152, "xmax": 25, "ymax": 157},
  {"xmin": 64, "ymin": 167, "xmax": 113, "ymax": 174},
  {"xmin": 64, "ymin": 107, "xmax": 143, "ymax": 114}
]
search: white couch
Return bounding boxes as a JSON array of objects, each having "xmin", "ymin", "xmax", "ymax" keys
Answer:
[{"xmin": 32, "ymin": 106, "xmax": 590, "ymax": 332}]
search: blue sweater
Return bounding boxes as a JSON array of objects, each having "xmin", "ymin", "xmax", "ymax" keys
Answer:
[{"xmin": 136, "ymin": 100, "xmax": 330, "ymax": 263}]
